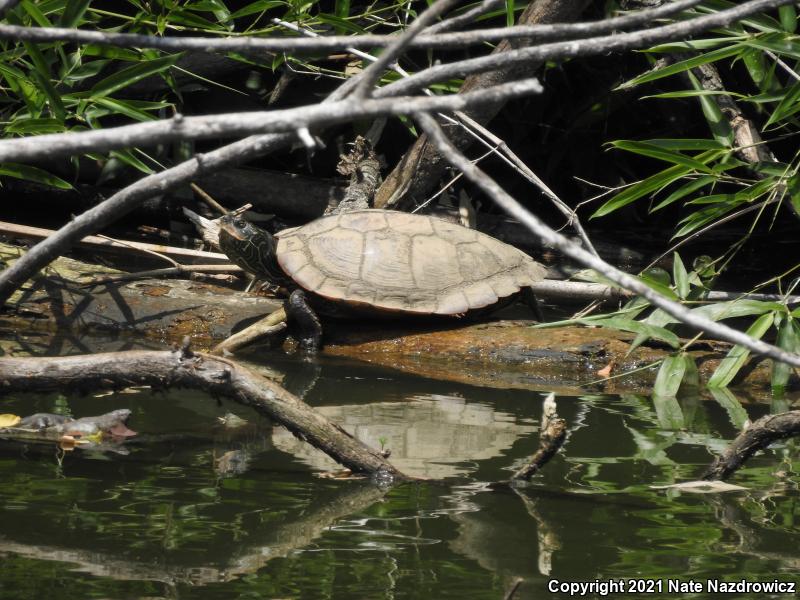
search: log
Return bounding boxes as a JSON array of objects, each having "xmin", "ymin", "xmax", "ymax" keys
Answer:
[
  {"xmin": 0, "ymin": 345, "xmax": 404, "ymax": 478},
  {"xmin": 1, "ymin": 241, "xmax": 794, "ymax": 396}
]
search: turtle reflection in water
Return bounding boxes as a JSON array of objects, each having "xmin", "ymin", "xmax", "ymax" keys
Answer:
[{"xmin": 219, "ymin": 209, "xmax": 547, "ymax": 350}]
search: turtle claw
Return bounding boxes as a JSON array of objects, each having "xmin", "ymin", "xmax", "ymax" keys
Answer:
[{"xmin": 286, "ymin": 289, "xmax": 323, "ymax": 351}]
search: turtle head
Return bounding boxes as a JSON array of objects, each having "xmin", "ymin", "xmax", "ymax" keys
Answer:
[
  {"xmin": 219, "ymin": 213, "xmax": 260, "ymax": 242},
  {"xmin": 218, "ymin": 214, "xmax": 283, "ymax": 282}
]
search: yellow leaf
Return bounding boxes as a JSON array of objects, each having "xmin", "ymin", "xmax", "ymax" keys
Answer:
[{"xmin": 0, "ymin": 414, "xmax": 21, "ymax": 428}]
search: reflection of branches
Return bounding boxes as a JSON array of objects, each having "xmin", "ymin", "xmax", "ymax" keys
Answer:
[
  {"xmin": 0, "ymin": 482, "xmax": 386, "ymax": 586},
  {"xmin": 703, "ymin": 411, "xmax": 800, "ymax": 481}
]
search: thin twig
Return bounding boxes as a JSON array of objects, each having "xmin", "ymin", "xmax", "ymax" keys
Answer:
[
  {"xmin": 415, "ymin": 111, "xmax": 800, "ymax": 367},
  {"xmin": 0, "ymin": 0, "xmax": 704, "ymax": 53},
  {"xmin": 190, "ymin": 183, "xmax": 228, "ymax": 215},
  {"xmin": 351, "ymin": 0, "xmax": 461, "ymax": 98},
  {"xmin": 382, "ymin": 0, "xmax": 795, "ymax": 97}
]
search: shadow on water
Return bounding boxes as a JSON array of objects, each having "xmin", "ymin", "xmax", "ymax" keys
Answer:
[{"xmin": 1, "ymin": 338, "xmax": 799, "ymax": 599}]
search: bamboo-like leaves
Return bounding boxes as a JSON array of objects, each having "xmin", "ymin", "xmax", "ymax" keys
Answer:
[{"xmin": 707, "ymin": 312, "xmax": 775, "ymax": 388}]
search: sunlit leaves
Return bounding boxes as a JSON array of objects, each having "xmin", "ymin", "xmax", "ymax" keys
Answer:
[
  {"xmin": 0, "ymin": 163, "xmax": 73, "ymax": 189},
  {"xmin": 707, "ymin": 312, "xmax": 775, "ymax": 388}
]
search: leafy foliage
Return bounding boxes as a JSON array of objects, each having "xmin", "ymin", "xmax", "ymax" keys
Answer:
[{"xmin": 588, "ymin": 1, "xmax": 800, "ymax": 389}]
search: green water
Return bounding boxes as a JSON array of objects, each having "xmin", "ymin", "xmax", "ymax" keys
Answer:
[{"xmin": 1, "ymin": 343, "xmax": 799, "ymax": 599}]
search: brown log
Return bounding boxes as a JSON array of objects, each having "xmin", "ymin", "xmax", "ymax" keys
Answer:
[
  {"xmin": 702, "ymin": 411, "xmax": 800, "ymax": 481},
  {"xmin": 0, "ymin": 346, "xmax": 404, "ymax": 478}
]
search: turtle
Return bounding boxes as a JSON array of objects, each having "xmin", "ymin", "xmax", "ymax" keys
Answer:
[{"xmin": 218, "ymin": 209, "xmax": 547, "ymax": 349}]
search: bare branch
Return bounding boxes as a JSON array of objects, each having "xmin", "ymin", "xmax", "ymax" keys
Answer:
[
  {"xmin": 415, "ymin": 111, "xmax": 800, "ymax": 368},
  {"xmin": 0, "ymin": 79, "xmax": 543, "ymax": 164},
  {"xmin": 0, "ymin": 0, "xmax": 704, "ymax": 53},
  {"xmin": 351, "ymin": 0, "xmax": 461, "ymax": 99},
  {"xmin": 382, "ymin": 0, "xmax": 794, "ymax": 97}
]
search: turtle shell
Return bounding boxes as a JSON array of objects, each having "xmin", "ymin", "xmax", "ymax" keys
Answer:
[{"xmin": 275, "ymin": 210, "xmax": 547, "ymax": 315}]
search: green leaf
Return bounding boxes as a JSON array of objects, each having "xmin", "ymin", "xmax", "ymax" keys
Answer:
[
  {"xmin": 652, "ymin": 175, "xmax": 715, "ymax": 211},
  {"xmin": 582, "ymin": 317, "xmax": 681, "ymax": 349},
  {"xmin": 109, "ymin": 149, "xmax": 155, "ymax": 174},
  {"xmin": 4, "ymin": 117, "xmax": 66, "ymax": 135},
  {"xmin": 708, "ymin": 387, "xmax": 749, "ymax": 430},
  {"xmin": 505, "ymin": 0, "xmax": 514, "ymax": 27},
  {"xmin": 91, "ymin": 97, "xmax": 160, "ymax": 121},
  {"xmin": 618, "ymin": 44, "xmax": 743, "ymax": 89},
  {"xmin": 654, "ymin": 354, "xmax": 687, "ymax": 397},
  {"xmin": 334, "ymin": 0, "xmax": 350, "ymax": 19},
  {"xmin": 772, "ymin": 317, "xmax": 799, "ymax": 390},
  {"xmin": 779, "ymin": 5, "xmax": 797, "ymax": 33},
  {"xmin": 637, "ymin": 139, "xmax": 726, "ymax": 151},
  {"xmin": 89, "ymin": 53, "xmax": 182, "ymax": 99},
  {"xmin": 21, "ymin": 0, "xmax": 54, "ymax": 27},
  {"xmin": 0, "ymin": 162, "xmax": 72, "ymax": 189},
  {"xmin": 687, "ymin": 72, "xmax": 734, "ymax": 147},
  {"xmin": 673, "ymin": 253, "xmax": 690, "ymax": 300},
  {"xmin": 610, "ymin": 141, "xmax": 713, "ymax": 172},
  {"xmin": 707, "ymin": 312, "xmax": 775, "ymax": 388},
  {"xmin": 765, "ymin": 82, "xmax": 800, "ymax": 127},
  {"xmin": 592, "ymin": 164, "xmax": 691, "ymax": 217},
  {"xmin": 228, "ymin": 0, "xmax": 284, "ymax": 20},
  {"xmin": 59, "ymin": 0, "xmax": 91, "ymax": 27}
]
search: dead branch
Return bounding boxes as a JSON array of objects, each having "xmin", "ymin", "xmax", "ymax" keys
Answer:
[
  {"xmin": 0, "ymin": 1, "xmax": 704, "ymax": 54},
  {"xmin": 375, "ymin": 0, "xmax": 591, "ymax": 209},
  {"xmin": 382, "ymin": 0, "xmax": 793, "ymax": 97},
  {"xmin": 512, "ymin": 393, "xmax": 567, "ymax": 481},
  {"xmin": 0, "ymin": 221, "xmax": 230, "ymax": 263},
  {"xmin": 212, "ymin": 307, "xmax": 288, "ymax": 355},
  {"xmin": 0, "ymin": 80, "xmax": 543, "ymax": 164},
  {"xmin": 413, "ymin": 112, "xmax": 800, "ymax": 367},
  {"xmin": 702, "ymin": 411, "xmax": 800, "ymax": 481},
  {"xmin": 0, "ymin": 346, "xmax": 405, "ymax": 478}
]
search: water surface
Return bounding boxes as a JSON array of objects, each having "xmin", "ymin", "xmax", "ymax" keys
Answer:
[{"xmin": 1, "ymin": 342, "xmax": 799, "ymax": 599}]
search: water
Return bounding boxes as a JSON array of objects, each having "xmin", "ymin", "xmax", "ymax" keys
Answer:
[{"xmin": 1, "ymin": 342, "xmax": 799, "ymax": 599}]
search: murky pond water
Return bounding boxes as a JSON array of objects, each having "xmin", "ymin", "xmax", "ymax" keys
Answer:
[{"xmin": 1, "ymin": 338, "xmax": 799, "ymax": 599}]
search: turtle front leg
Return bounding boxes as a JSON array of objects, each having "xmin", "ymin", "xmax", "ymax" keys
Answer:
[{"xmin": 286, "ymin": 289, "xmax": 323, "ymax": 351}]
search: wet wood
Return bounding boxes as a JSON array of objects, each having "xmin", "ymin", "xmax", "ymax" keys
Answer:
[
  {"xmin": 1, "ymin": 241, "xmax": 795, "ymax": 395},
  {"xmin": 702, "ymin": 411, "xmax": 800, "ymax": 481},
  {"xmin": 511, "ymin": 395, "xmax": 567, "ymax": 481},
  {"xmin": 0, "ymin": 345, "xmax": 404, "ymax": 478},
  {"xmin": 322, "ymin": 320, "xmax": 797, "ymax": 395},
  {"xmin": 0, "ymin": 241, "xmax": 279, "ymax": 341}
]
